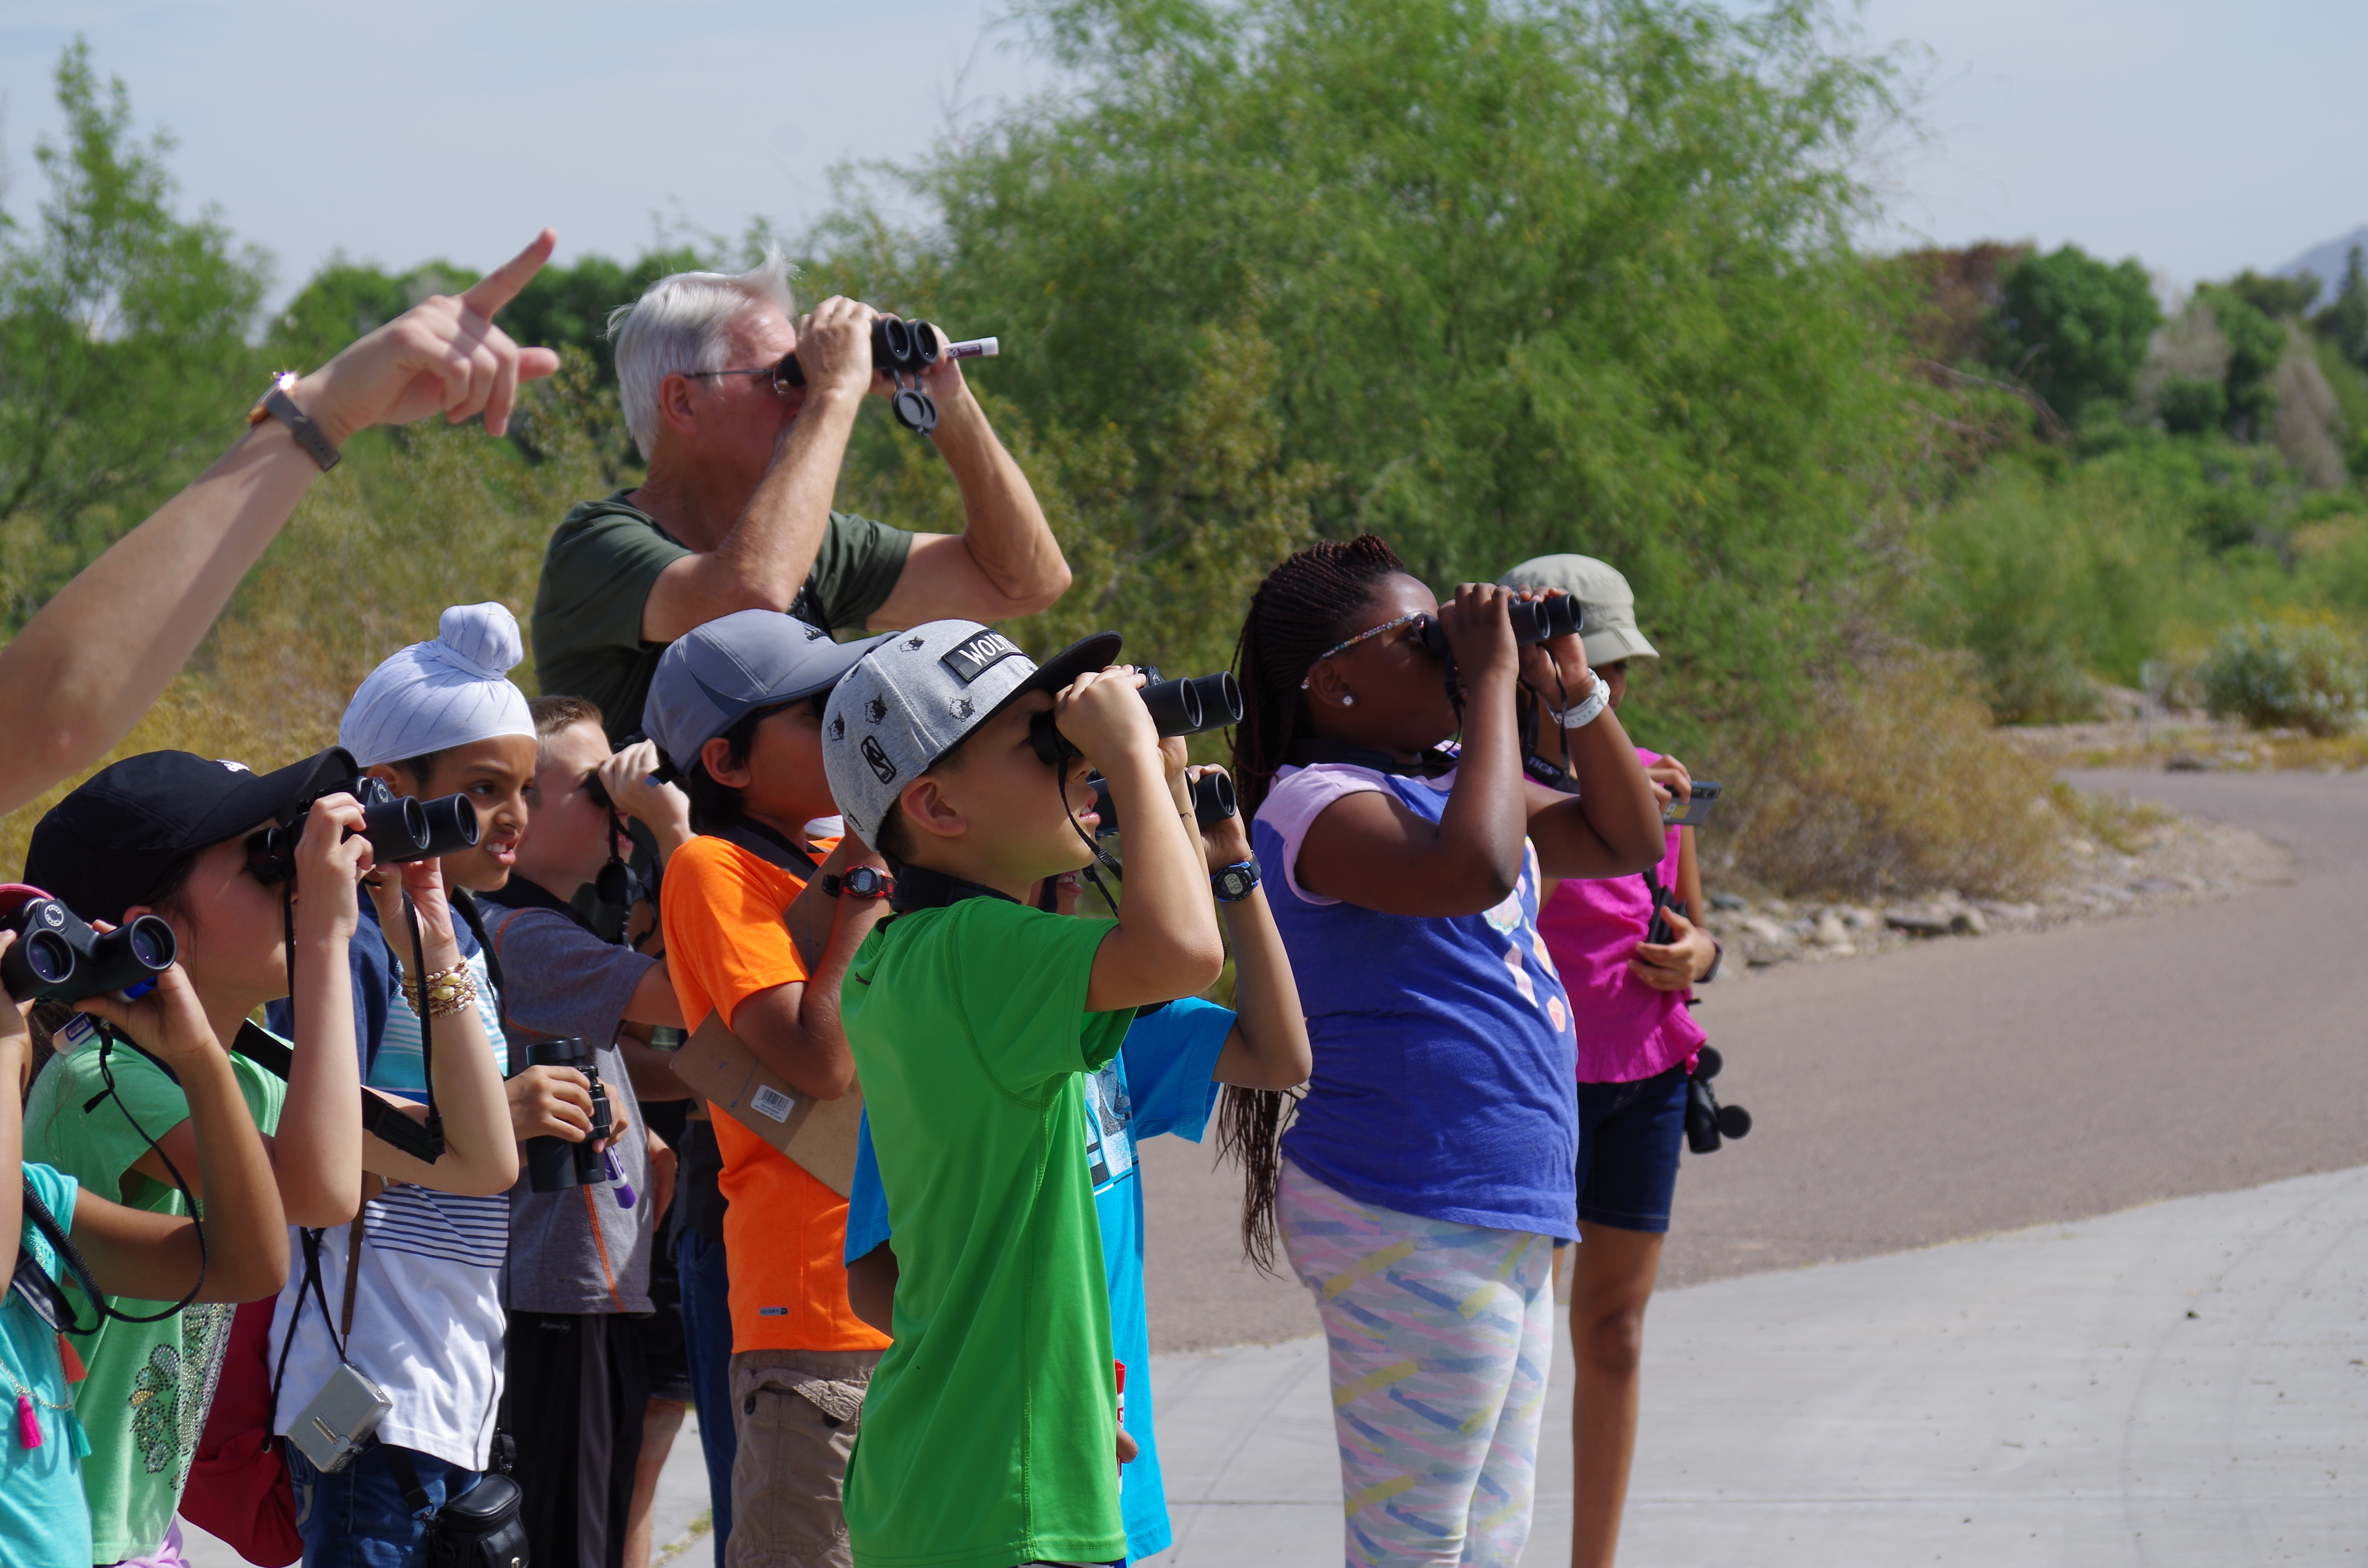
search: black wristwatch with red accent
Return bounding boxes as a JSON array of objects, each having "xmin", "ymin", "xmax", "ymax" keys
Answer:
[{"xmin": 822, "ymin": 867, "xmax": 895, "ymax": 900}]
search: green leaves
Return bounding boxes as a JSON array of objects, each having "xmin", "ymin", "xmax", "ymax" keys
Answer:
[
  {"xmin": 0, "ymin": 39, "xmax": 268, "ymax": 622},
  {"xmin": 1995, "ymin": 245, "xmax": 2162, "ymax": 425}
]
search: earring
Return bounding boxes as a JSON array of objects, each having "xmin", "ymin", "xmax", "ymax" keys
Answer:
[{"xmin": 1341, "ymin": 693, "xmax": 1357, "ymax": 707}]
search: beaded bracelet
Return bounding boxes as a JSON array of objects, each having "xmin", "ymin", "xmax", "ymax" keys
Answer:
[{"xmin": 399, "ymin": 963, "xmax": 475, "ymax": 1019}]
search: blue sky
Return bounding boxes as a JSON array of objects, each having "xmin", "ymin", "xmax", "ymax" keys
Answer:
[{"xmin": 2, "ymin": 2, "xmax": 2360, "ymax": 302}]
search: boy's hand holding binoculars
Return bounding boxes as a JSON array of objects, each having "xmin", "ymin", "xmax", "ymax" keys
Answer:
[
  {"xmin": 361, "ymin": 850, "xmax": 462, "ymax": 969},
  {"xmin": 506, "ymin": 1065, "xmax": 624, "ymax": 1151},
  {"xmin": 1053, "ymin": 667, "xmax": 1158, "ymax": 766},
  {"xmin": 1188, "ymin": 765, "xmax": 1254, "ymax": 871}
]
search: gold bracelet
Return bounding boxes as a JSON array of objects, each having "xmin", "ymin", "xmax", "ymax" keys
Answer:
[
  {"xmin": 400, "ymin": 963, "xmax": 474, "ymax": 1018},
  {"xmin": 424, "ymin": 971, "xmax": 480, "ymax": 1019}
]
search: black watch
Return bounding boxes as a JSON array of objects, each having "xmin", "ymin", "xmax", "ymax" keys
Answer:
[
  {"xmin": 822, "ymin": 867, "xmax": 895, "ymax": 900},
  {"xmin": 1211, "ymin": 860, "xmax": 1260, "ymax": 904}
]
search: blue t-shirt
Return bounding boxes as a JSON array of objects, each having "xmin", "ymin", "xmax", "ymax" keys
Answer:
[
  {"xmin": 2, "ymin": 1161, "xmax": 90, "ymax": 1567},
  {"xmin": 1253, "ymin": 762, "xmax": 1579, "ymax": 1239},
  {"xmin": 845, "ymin": 996, "xmax": 1235, "ymax": 1564}
]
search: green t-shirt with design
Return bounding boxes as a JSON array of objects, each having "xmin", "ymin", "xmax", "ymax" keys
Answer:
[
  {"xmin": 530, "ymin": 492, "xmax": 914, "ymax": 740},
  {"xmin": 840, "ymin": 896, "xmax": 1134, "ymax": 1568},
  {"xmin": 23, "ymin": 1034, "xmax": 285, "ymax": 1564}
]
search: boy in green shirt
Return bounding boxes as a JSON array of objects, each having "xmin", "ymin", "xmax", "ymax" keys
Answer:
[{"xmin": 819, "ymin": 622, "xmax": 1224, "ymax": 1568}]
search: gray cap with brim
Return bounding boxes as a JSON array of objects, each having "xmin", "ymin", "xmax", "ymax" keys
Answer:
[
  {"xmin": 1498, "ymin": 552, "xmax": 1660, "ymax": 666},
  {"xmin": 821, "ymin": 621, "xmax": 1122, "ymax": 847},
  {"xmin": 641, "ymin": 610, "xmax": 891, "ymax": 774}
]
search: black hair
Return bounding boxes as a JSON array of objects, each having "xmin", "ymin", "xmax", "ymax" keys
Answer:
[
  {"xmin": 1230, "ymin": 533, "xmax": 1414, "ymax": 817},
  {"xmin": 684, "ymin": 703, "xmax": 777, "ymax": 835},
  {"xmin": 1221, "ymin": 532, "xmax": 1412, "ymax": 1272}
]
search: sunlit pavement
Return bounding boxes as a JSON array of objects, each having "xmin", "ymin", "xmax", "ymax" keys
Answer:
[{"xmin": 1143, "ymin": 1164, "xmax": 2368, "ymax": 1566}]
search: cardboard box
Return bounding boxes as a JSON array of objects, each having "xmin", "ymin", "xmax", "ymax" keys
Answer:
[{"xmin": 666, "ymin": 1012, "xmax": 863, "ymax": 1197}]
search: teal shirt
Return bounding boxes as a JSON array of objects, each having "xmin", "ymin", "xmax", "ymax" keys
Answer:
[{"xmin": 2, "ymin": 1161, "xmax": 89, "ymax": 1566}]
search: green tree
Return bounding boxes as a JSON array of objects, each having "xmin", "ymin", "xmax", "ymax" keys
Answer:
[
  {"xmin": 2221, "ymin": 268, "xmax": 2319, "ymax": 321},
  {"xmin": 1996, "ymin": 245, "xmax": 2162, "ymax": 423},
  {"xmin": 2316, "ymin": 245, "xmax": 2368, "ymax": 368},
  {"xmin": 808, "ymin": 0, "xmax": 1912, "ymax": 755},
  {"xmin": 2197, "ymin": 284, "xmax": 2285, "ymax": 440},
  {"xmin": 265, "ymin": 258, "xmax": 477, "ymax": 372},
  {"xmin": 0, "ymin": 39, "xmax": 268, "ymax": 620}
]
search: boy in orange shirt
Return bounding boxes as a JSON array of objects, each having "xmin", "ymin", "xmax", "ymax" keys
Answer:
[{"xmin": 644, "ymin": 611, "xmax": 895, "ymax": 1568}]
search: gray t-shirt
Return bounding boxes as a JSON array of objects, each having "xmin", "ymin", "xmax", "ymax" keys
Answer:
[{"xmin": 483, "ymin": 901, "xmax": 658, "ymax": 1315}]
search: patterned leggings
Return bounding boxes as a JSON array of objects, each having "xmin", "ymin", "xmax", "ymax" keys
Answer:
[{"xmin": 1280, "ymin": 1161, "xmax": 1555, "ymax": 1568}]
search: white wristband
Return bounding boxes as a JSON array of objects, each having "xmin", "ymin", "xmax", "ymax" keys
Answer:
[{"xmin": 1551, "ymin": 674, "xmax": 1612, "ymax": 730}]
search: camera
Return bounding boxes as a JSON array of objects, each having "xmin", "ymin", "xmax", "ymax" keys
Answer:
[
  {"xmin": 1684, "ymin": 1044, "xmax": 1752, "ymax": 1155},
  {"xmin": 1085, "ymin": 768, "xmax": 1238, "ymax": 838},
  {"xmin": 244, "ymin": 773, "xmax": 481, "ymax": 886},
  {"xmin": 1031, "ymin": 669, "xmax": 1246, "ymax": 764},
  {"xmin": 0, "ymin": 893, "xmax": 176, "ymax": 1004},
  {"xmin": 523, "ymin": 1037, "xmax": 613, "ymax": 1193},
  {"xmin": 1663, "ymin": 780, "xmax": 1722, "ymax": 829},
  {"xmin": 1417, "ymin": 593, "xmax": 1583, "ymax": 662}
]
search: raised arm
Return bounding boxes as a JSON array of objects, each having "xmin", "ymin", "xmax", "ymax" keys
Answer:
[
  {"xmin": 0, "ymin": 231, "xmax": 560, "ymax": 813},
  {"xmin": 1515, "ymin": 617, "xmax": 1664, "ymax": 880},
  {"xmin": 1189, "ymin": 766, "xmax": 1311, "ymax": 1091},
  {"xmin": 358, "ymin": 862, "xmax": 520, "ymax": 1195},
  {"xmin": 865, "ymin": 344, "xmax": 1069, "ymax": 627},
  {"xmin": 724, "ymin": 881, "xmax": 888, "ymax": 1101},
  {"xmin": 78, "ymin": 963, "xmax": 290, "ymax": 1303},
  {"xmin": 1073, "ymin": 671, "xmax": 1227, "ymax": 1012}
]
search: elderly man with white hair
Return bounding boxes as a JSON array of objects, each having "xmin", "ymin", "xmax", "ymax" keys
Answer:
[{"xmin": 530, "ymin": 257, "xmax": 1071, "ymax": 740}]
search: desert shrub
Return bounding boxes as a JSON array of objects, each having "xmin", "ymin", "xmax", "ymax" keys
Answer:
[
  {"xmin": 2195, "ymin": 616, "xmax": 2368, "ymax": 735},
  {"xmin": 1719, "ymin": 655, "xmax": 2064, "ymax": 900}
]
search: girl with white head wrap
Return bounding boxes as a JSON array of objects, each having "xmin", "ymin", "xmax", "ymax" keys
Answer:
[{"xmin": 341, "ymin": 602, "xmax": 536, "ymax": 768}]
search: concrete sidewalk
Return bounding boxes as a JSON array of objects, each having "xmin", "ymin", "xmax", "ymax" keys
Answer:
[{"xmin": 1144, "ymin": 1164, "xmax": 2368, "ymax": 1566}]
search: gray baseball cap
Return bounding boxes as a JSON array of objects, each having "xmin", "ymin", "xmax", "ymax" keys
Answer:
[
  {"xmin": 1497, "ymin": 553, "xmax": 1659, "ymax": 666},
  {"xmin": 822, "ymin": 620, "xmax": 1122, "ymax": 845},
  {"xmin": 641, "ymin": 610, "xmax": 891, "ymax": 773}
]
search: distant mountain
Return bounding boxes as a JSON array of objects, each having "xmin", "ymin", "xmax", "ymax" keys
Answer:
[{"xmin": 2275, "ymin": 226, "xmax": 2368, "ymax": 307}]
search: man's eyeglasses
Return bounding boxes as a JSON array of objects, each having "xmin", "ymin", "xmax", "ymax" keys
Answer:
[{"xmin": 682, "ymin": 352, "xmax": 802, "ymax": 395}]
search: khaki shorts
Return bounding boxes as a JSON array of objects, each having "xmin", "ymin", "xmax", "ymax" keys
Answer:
[{"xmin": 726, "ymin": 1348, "xmax": 882, "ymax": 1568}]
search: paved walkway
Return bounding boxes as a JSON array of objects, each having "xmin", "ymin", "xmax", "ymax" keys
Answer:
[{"xmin": 1144, "ymin": 1164, "xmax": 2368, "ymax": 1565}]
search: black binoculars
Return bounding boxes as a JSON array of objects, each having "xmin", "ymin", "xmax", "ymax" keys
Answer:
[
  {"xmin": 0, "ymin": 894, "xmax": 177, "ymax": 1004},
  {"xmin": 1684, "ymin": 1044, "xmax": 1752, "ymax": 1155},
  {"xmin": 1417, "ymin": 594, "xmax": 1583, "ymax": 662},
  {"xmin": 777, "ymin": 317, "xmax": 947, "ymax": 434},
  {"xmin": 245, "ymin": 774, "xmax": 481, "ymax": 885},
  {"xmin": 1031, "ymin": 670, "xmax": 1246, "ymax": 764},
  {"xmin": 1086, "ymin": 769, "xmax": 1238, "ymax": 838},
  {"xmin": 524, "ymin": 1037, "xmax": 613, "ymax": 1193}
]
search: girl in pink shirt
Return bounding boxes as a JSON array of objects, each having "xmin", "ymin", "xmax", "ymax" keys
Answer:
[{"xmin": 1505, "ymin": 554, "xmax": 1721, "ymax": 1568}]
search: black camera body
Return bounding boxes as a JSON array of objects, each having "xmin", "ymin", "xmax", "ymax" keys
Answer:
[
  {"xmin": 245, "ymin": 774, "xmax": 481, "ymax": 885},
  {"xmin": 1684, "ymin": 1043, "xmax": 1752, "ymax": 1155},
  {"xmin": 0, "ymin": 894, "xmax": 176, "ymax": 1004},
  {"xmin": 777, "ymin": 317, "xmax": 948, "ymax": 434},
  {"xmin": 1031, "ymin": 669, "xmax": 1245, "ymax": 764},
  {"xmin": 523, "ymin": 1037, "xmax": 612, "ymax": 1193},
  {"xmin": 1418, "ymin": 594, "xmax": 1583, "ymax": 663}
]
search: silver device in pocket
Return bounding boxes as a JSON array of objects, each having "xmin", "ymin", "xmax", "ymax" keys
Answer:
[{"xmin": 287, "ymin": 1361, "xmax": 391, "ymax": 1474}]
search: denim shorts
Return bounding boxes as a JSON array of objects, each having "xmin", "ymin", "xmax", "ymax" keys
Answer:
[{"xmin": 1574, "ymin": 1063, "xmax": 1690, "ymax": 1234}]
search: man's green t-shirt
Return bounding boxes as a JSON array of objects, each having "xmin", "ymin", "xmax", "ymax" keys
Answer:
[
  {"xmin": 22, "ymin": 1036, "xmax": 285, "ymax": 1564},
  {"xmin": 531, "ymin": 492, "xmax": 914, "ymax": 740},
  {"xmin": 840, "ymin": 897, "xmax": 1134, "ymax": 1568}
]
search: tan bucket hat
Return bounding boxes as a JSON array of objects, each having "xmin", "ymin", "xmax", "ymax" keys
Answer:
[{"xmin": 1496, "ymin": 553, "xmax": 1659, "ymax": 666}]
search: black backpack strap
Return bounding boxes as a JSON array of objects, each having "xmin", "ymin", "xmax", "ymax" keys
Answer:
[
  {"xmin": 450, "ymin": 889, "xmax": 505, "ymax": 1003},
  {"xmin": 240, "ymin": 1020, "xmax": 448, "ymax": 1165}
]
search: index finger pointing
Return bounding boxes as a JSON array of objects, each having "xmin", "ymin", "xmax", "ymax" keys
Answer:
[{"xmin": 459, "ymin": 227, "xmax": 558, "ymax": 320}]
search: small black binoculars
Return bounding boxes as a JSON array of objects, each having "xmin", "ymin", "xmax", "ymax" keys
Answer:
[
  {"xmin": 1684, "ymin": 1044, "xmax": 1752, "ymax": 1155},
  {"xmin": 0, "ymin": 894, "xmax": 177, "ymax": 1004},
  {"xmin": 1417, "ymin": 594, "xmax": 1583, "ymax": 662},
  {"xmin": 777, "ymin": 317, "xmax": 947, "ymax": 435},
  {"xmin": 523, "ymin": 1037, "xmax": 613, "ymax": 1193},
  {"xmin": 245, "ymin": 774, "xmax": 481, "ymax": 885},
  {"xmin": 1031, "ymin": 670, "xmax": 1246, "ymax": 764},
  {"xmin": 1086, "ymin": 769, "xmax": 1239, "ymax": 838}
]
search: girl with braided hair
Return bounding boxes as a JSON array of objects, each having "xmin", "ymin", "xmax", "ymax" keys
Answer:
[{"xmin": 1222, "ymin": 534, "xmax": 1664, "ymax": 1568}]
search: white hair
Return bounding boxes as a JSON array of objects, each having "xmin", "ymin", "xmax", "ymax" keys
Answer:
[{"xmin": 606, "ymin": 251, "xmax": 797, "ymax": 460}]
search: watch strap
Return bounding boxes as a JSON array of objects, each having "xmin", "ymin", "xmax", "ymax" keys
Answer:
[
  {"xmin": 250, "ymin": 375, "xmax": 342, "ymax": 471},
  {"xmin": 1212, "ymin": 860, "xmax": 1260, "ymax": 903}
]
